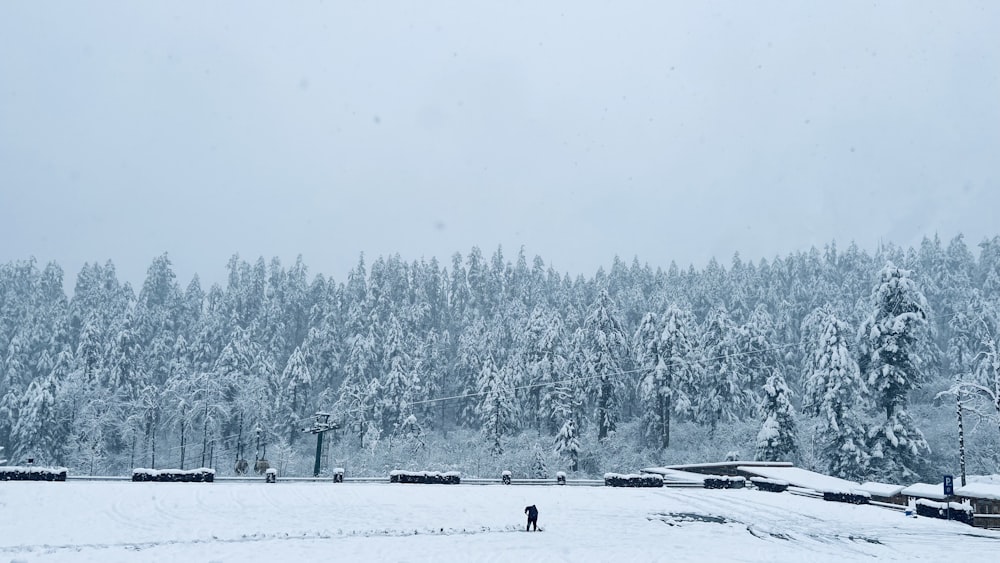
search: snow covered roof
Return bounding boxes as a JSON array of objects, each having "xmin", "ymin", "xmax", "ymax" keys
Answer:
[
  {"xmin": 857, "ymin": 482, "xmax": 905, "ymax": 498},
  {"xmin": 736, "ymin": 466, "xmax": 860, "ymax": 494},
  {"xmin": 640, "ymin": 467, "xmax": 706, "ymax": 483},
  {"xmin": 955, "ymin": 482, "xmax": 1000, "ymax": 501},
  {"xmin": 968, "ymin": 474, "xmax": 1000, "ymax": 485},
  {"xmin": 901, "ymin": 483, "xmax": 948, "ymax": 500},
  {"xmin": 750, "ymin": 476, "xmax": 789, "ymax": 486},
  {"xmin": 666, "ymin": 461, "xmax": 793, "ymax": 470}
]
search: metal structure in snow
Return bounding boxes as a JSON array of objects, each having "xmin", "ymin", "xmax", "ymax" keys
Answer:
[{"xmin": 303, "ymin": 412, "xmax": 338, "ymax": 477}]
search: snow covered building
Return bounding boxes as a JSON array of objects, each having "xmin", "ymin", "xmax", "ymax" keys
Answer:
[
  {"xmin": 955, "ymin": 483, "xmax": 1000, "ymax": 529},
  {"xmin": 735, "ymin": 465, "xmax": 861, "ymax": 495},
  {"xmin": 901, "ymin": 483, "xmax": 948, "ymax": 503},
  {"xmin": 857, "ymin": 482, "xmax": 907, "ymax": 506},
  {"xmin": 654, "ymin": 461, "xmax": 793, "ymax": 478}
]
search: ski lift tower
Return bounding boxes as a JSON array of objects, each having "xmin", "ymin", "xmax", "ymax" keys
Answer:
[{"xmin": 304, "ymin": 412, "xmax": 338, "ymax": 477}]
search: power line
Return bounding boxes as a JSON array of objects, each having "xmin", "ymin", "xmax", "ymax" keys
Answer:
[{"xmin": 408, "ymin": 341, "xmax": 804, "ymax": 408}]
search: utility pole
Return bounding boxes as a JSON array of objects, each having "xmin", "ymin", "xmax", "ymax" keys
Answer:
[
  {"xmin": 304, "ymin": 412, "xmax": 337, "ymax": 477},
  {"xmin": 956, "ymin": 379, "xmax": 968, "ymax": 487}
]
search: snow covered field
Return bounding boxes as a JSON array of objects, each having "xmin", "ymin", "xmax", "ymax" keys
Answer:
[{"xmin": 2, "ymin": 481, "xmax": 999, "ymax": 562}]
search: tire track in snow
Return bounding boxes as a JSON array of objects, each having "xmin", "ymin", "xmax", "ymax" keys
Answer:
[
  {"xmin": 0, "ymin": 524, "xmax": 527, "ymax": 556},
  {"xmin": 657, "ymin": 490, "xmax": 887, "ymax": 559}
]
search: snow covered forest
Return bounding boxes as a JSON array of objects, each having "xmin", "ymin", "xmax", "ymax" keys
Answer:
[{"xmin": 3, "ymin": 235, "xmax": 1000, "ymax": 483}]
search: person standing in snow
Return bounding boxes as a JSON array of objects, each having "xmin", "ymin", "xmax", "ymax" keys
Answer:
[{"xmin": 524, "ymin": 504, "xmax": 539, "ymax": 531}]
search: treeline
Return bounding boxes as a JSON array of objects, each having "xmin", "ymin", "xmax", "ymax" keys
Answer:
[{"xmin": 2, "ymin": 235, "xmax": 1000, "ymax": 482}]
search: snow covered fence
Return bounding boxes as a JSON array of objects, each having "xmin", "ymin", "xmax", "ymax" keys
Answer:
[
  {"xmin": 750, "ymin": 477, "xmax": 788, "ymax": 493},
  {"xmin": 915, "ymin": 498, "xmax": 974, "ymax": 525},
  {"xmin": 0, "ymin": 465, "xmax": 68, "ymax": 481},
  {"xmin": 703, "ymin": 476, "xmax": 745, "ymax": 489},
  {"xmin": 389, "ymin": 470, "xmax": 461, "ymax": 484},
  {"xmin": 131, "ymin": 468, "xmax": 215, "ymax": 483},
  {"xmin": 603, "ymin": 473, "xmax": 664, "ymax": 488},
  {"xmin": 822, "ymin": 490, "xmax": 871, "ymax": 505}
]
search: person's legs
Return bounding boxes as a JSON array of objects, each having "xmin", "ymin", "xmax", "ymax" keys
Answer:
[{"xmin": 526, "ymin": 518, "xmax": 531, "ymax": 532}]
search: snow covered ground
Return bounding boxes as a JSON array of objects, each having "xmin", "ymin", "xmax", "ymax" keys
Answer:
[{"xmin": 2, "ymin": 480, "xmax": 999, "ymax": 562}]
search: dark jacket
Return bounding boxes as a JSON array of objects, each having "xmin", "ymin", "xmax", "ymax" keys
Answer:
[{"xmin": 524, "ymin": 505, "xmax": 538, "ymax": 519}]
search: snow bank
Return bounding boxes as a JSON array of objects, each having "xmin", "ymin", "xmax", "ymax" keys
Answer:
[{"xmin": 0, "ymin": 465, "xmax": 68, "ymax": 481}]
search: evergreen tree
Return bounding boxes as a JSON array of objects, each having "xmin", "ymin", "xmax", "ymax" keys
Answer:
[
  {"xmin": 634, "ymin": 307, "xmax": 697, "ymax": 449},
  {"xmin": 740, "ymin": 304, "xmax": 781, "ymax": 390},
  {"xmin": 12, "ymin": 371, "xmax": 60, "ymax": 462},
  {"xmin": 478, "ymin": 356, "xmax": 516, "ymax": 456},
  {"xmin": 697, "ymin": 306, "xmax": 752, "ymax": 432},
  {"xmin": 858, "ymin": 263, "xmax": 930, "ymax": 481},
  {"xmin": 380, "ymin": 315, "xmax": 418, "ymax": 433},
  {"xmin": 579, "ymin": 290, "xmax": 630, "ymax": 440},
  {"xmin": 279, "ymin": 346, "xmax": 312, "ymax": 443},
  {"xmin": 554, "ymin": 419, "xmax": 581, "ymax": 472},
  {"xmin": 754, "ymin": 371, "xmax": 798, "ymax": 462},
  {"xmin": 335, "ymin": 328, "xmax": 379, "ymax": 440},
  {"xmin": 522, "ymin": 307, "xmax": 568, "ymax": 433},
  {"xmin": 162, "ymin": 336, "xmax": 197, "ymax": 469},
  {"xmin": 531, "ymin": 446, "xmax": 549, "ymax": 478},
  {"xmin": 414, "ymin": 329, "xmax": 447, "ymax": 429},
  {"xmin": 804, "ymin": 313, "xmax": 870, "ymax": 480}
]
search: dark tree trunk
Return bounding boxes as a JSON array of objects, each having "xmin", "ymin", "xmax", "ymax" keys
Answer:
[{"xmin": 179, "ymin": 405, "xmax": 187, "ymax": 470}]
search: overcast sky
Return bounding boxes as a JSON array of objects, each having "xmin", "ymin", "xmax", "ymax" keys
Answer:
[{"xmin": 2, "ymin": 1, "xmax": 998, "ymax": 290}]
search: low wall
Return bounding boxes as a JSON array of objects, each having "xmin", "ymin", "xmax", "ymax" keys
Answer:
[
  {"xmin": 389, "ymin": 470, "xmax": 461, "ymax": 484},
  {"xmin": 131, "ymin": 468, "xmax": 215, "ymax": 482},
  {"xmin": 0, "ymin": 466, "xmax": 68, "ymax": 481},
  {"xmin": 604, "ymin": 473, "xmax": 664, "ymax": 488}
]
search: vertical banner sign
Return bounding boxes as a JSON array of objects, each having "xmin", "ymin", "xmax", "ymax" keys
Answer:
[{"xmin": 943, "ymin": 474, "xmax": 954, "ymax": 496}]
